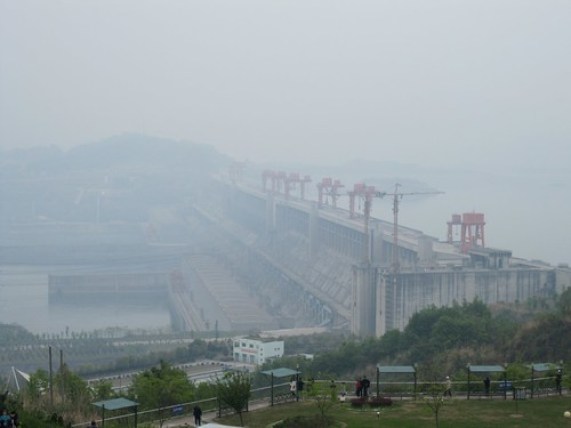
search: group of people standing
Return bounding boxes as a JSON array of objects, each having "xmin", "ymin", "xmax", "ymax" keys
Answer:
[
  {"xmin": 354, "ymin": 376, "xmax": 371, "ymax": 397},
  {"xmin": 0, "ymin": 409, "xmax": 19, "ymax": 427},
  {"xmin": 0, "ymin": 392, "xmax": 19, "ymax": 428},
  {"xmin": 289, "ymin": 377, "xmax": 305, "ymax": 397}
]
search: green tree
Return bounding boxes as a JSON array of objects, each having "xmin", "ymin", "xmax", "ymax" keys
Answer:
[
  {"xmin": 215, "ymin": 370, "xmax": 251, "ymax": 427},
  {"xmin": 54, "ymin": 363, "xmax": 91, "ymax": 406},
  {"xmin": 308, "ymin": 380, "xmax": 336, "ymax": 428},
  {"xmin": 130, "ymin": 360, "xmax": 195, "ymax": 427},
  {"xmin": 424, "ymin": 382, "xmax": 446, "ymax": 428},
  {"xmin": 27, "ymin": 369, "xmax": 50, "ymax": 402},
  {"xmin": 557, "ymin": 287, "xmax": 571, "ymax": 315},
  {"xmin": 91, "ymin": 379, "xmax": 114, "ymax": 401},
  {"xmin": 24, "ymin": 366, "xmax": 92, "ymax": 425}
]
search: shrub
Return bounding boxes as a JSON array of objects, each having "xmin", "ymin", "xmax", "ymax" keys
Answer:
[
  {"xmin": 368, "ymin": 396, "xmax": 393, "ymax": 407},
  {"xmin": 350, "ymin": 396, "xmax": 392, "ymax": 408},
  {"xmin": 350, "ymin": 397, "xmax": 368, "ymax": 407}
]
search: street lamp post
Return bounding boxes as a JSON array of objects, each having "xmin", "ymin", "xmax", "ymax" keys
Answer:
[{"xmin": 296, "ymin": 364, "xmax": 300, "ymax": 402}]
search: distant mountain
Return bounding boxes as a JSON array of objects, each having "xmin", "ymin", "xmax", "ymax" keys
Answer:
[
  {"xmin": 64, "ymin": 133, "xmax": 230, "ymax": 171},
  {"xmin": 0, "ymin": 134, "xmax": 231, "ymax": 175}
]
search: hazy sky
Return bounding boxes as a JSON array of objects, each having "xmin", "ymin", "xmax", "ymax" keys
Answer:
[{"xmin": 1, "ymin": 1, "xmax": 570, "ymax": 170}]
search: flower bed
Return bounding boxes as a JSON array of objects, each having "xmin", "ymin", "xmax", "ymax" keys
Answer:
[
  {"xmin": 349, "ymin": 396, "xmax": 393, "ymax": 408},
  {"xmin": 368, "ymin": 396, "xmax": 393, "ymax": 407},
  {"xmin": 349, "ymin": 397, "xmax": 368, "ymax": 407}
]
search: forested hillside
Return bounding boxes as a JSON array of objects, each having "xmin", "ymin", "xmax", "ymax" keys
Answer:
[
  {"xmin": 0, "ymin": 133, "xmax": 230, "ymax": 174},
  {"xmin": 277, "ymin": 288, "xmax": 571, "ymax": 379},
  {"xmin": 2, "ymin": 290, "xmax": 570, "ymax": 381}
]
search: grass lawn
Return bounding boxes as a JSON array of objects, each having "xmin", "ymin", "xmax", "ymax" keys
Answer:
[{"xmin": 214, "ymin": 395, "xmax": 571, "ymax": 427}]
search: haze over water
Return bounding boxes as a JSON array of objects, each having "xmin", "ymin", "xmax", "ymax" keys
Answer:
[
  {"xmin": 0, "ymin": 267, "xmax": 170, "ymax": 335},
  {"xmin": 1, "ymin": 1, "xmax": 569, "ymax": 334}
]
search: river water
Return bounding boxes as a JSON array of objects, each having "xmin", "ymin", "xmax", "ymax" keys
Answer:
[{"xmin": 0, "ymin": 266, "xmax": 170, "ymax": 335}]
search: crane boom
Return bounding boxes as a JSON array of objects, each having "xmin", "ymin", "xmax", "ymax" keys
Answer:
[
  {"xmin": 376, "ymin": 184, "xmax": 444, "ymax": 273},
  {"xmin": 346, "ymin": 182, "xmax": 443, "ymax": 266}
]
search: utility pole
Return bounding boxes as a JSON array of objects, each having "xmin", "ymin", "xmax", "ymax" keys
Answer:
[
  {"xmin": 49, "ymin": 346, "xmax": 53, "ymax": 408},
  {"xmin": 60, "ymin": 349, "xmax": 65, "ymax": 405}
]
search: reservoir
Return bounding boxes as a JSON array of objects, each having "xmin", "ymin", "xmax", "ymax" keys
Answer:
[{"xmin": 0, "ymin": 265, "xmax": 171, "ymax": 335}]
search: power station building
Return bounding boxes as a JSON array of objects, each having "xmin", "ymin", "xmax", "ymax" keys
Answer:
[{"xmin": 232, "ymin": 338, "xmax": 285, "ymax": 365}]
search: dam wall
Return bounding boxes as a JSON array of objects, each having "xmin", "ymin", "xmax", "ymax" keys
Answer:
[
  {"xmin": 48, "ymin": 272, "xmax": 168, "ymax": 304},
  {"xmin": 208, "ymin": 179, "xmax": 571, "ymax": 337},
  {"xmin": 381, "ymin": 268, "xmax": 558, "ymax": 333}
]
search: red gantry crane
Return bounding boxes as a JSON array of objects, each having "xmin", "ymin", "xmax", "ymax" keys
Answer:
[
  {"xmin": 285, "ymin": 172, "xmax": 312, "ymax": 200},
  {"xmin": 262, "ymin": 170, "xmax": 312, "ymax": 200},
  {"xmin": 346, "ymin": 183, "xmax": 380, "ymax": 262},
  {"xmin": 317, "ymin": 177, "xmax": 345, "ymax": 208},
  {"xmin": 447, "ymin": 212, "xmax": 486, "ymax": 253},
  {"xmin": 348, "ymin": 183, "xmax": 378, "ymax": 220}
]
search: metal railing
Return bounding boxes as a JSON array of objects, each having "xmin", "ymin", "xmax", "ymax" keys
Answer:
[{"xmin": 72, "ymin": 376, "xmax": 566, "ymax": 427}]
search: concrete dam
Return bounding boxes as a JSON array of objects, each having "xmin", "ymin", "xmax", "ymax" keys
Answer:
[
  {"xmin": 184, "ymin": 175, "xmax": 571, "ymax": 337},
  {"xmin": 36, "ymin": 174, "xmax": 571, "ymax": 337}
]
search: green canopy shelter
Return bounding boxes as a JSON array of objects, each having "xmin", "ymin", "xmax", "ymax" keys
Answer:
[
  {"xmin": 466, "ymin": 364, "xmax": 506, "ymax": 400},
  {"xmin": 92, "ymin": 397, "xmax": 139, "ymax": 427},
  {"xmin": 530, "ymin": 362, "xmax": 562, "ymax": 398},
  {"xmin": 261, "ymin": 367, "xmax": 301, "ymax": 405},
  {"xmin": 376, "ymin": 365, "xmax": 417, "ymax": 398}
]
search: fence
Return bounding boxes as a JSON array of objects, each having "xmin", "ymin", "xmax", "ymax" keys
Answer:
[
  {"xmin": 72, "ymin": 376, "xmax": 566, "ymax": 427},
  {"xmin": 72, "ymin": 382, "xmax": 290, "ymax": 427}
]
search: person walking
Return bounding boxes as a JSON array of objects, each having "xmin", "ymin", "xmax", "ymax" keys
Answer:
[
  {"xmin": 297, "ymin": 377, "xmax": 305, "ymax": 400},
  {"xmin": 444, "ymin": 376, "xmax": 452, "ymax": 398},
  {"xmin": 355, "ymin": 378, "xmax": 362, "ymax": 397},
  {"xmin": 483, "ymin": 376, "xmax": 491, "ymax": 396},
  {"xmin": 361, "ymin": 376, "xmax": 371, "ymax": 397},
  {"xmin": 193, "ymin": 404, "xmax": 202, "ymax": 427},
  {"xmin": 290, "ymin": 377, "xmax": 297, "ymax": 397}
]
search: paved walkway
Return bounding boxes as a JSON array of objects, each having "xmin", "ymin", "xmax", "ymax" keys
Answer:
[
  {"xmin": 160, "ymin": 401, "xmax": 270, "ymax": 427},
  {"xmin": 154, "ymin": 389, "xmax": 569, "ymax": 427}
]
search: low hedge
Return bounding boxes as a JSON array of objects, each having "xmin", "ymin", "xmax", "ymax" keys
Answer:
[{"xmin": 350, "ymin": 396, "xmax": 393, "ymax": 407}]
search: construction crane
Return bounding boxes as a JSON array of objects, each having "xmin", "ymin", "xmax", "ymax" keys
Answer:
[
  {"xmin": 347, "ymin": 183, "xmax": 379, "ymax": 262},
  {"xmin": 337, "ymin": 181, "xmax": 444, "ymax": 266},
  {"xmin": 376, "ymin": 184, "xmax": 444, "ymax": 273}
]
